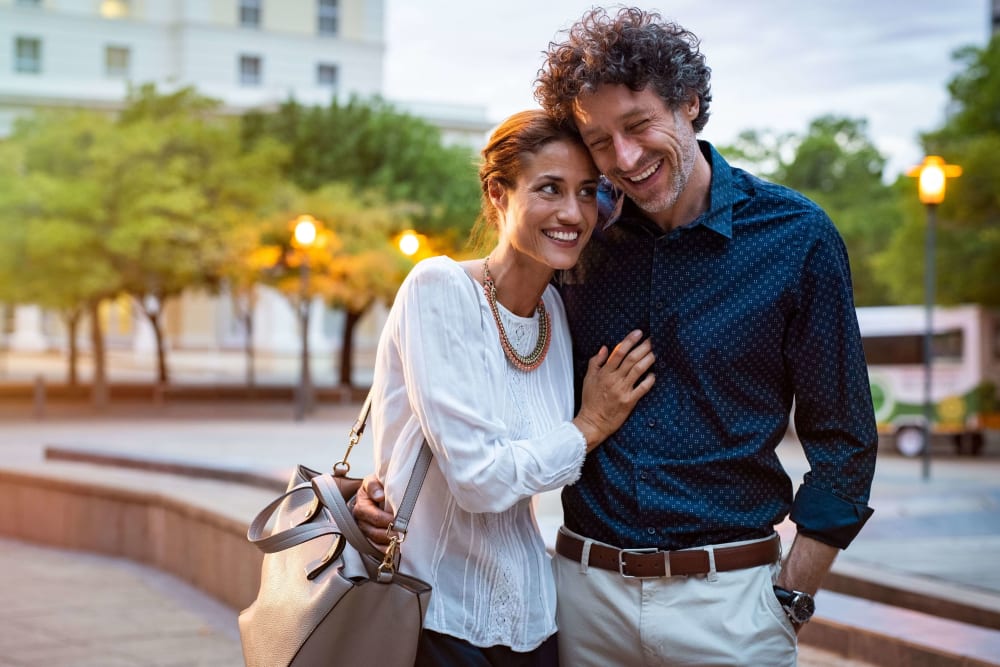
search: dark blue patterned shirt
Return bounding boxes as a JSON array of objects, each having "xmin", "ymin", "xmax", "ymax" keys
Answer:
[{"xmin": 556, "ymin": 142, "xmax": 877, "ymax": 551}]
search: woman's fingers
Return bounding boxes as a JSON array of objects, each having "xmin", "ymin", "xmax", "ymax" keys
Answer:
[{"xmin": 604, "ymin": 330, "xmax": 644, "ymax": 369}]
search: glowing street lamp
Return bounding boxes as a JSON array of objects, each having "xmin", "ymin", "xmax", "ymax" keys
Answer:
[
  {"xmin": 398, "ymin": 230, "xmax": 421, "ymax": 257},
  {"xmin": 293, "ymin": 215, "xmax": 319, "ymax": 421},
  {"xmin": 906, "ymin": 156, "xmax": 961, "ymax": 479}
]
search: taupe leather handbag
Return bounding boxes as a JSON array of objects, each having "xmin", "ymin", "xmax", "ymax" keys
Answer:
[{"xmin": 239, "ymin": 395, "xmax": 432, "ymax": 666}]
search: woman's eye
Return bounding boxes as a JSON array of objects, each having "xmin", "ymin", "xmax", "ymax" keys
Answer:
[
  {"xmin": 579, "ymin": 186, "xmax": 597, "ymax": 198},
  {"xmin": 540, "ymin": 183, "xmax": 559, "ymax": 195}
]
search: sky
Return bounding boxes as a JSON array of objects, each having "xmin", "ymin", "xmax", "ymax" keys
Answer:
[{"xmin": 383, "ymin": 0, "xmax": 992, "ymax": 179}]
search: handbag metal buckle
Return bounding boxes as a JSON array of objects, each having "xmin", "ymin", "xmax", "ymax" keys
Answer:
[
  {"xmin": 618, "ymin": 547, "xmax": 666, "ymax": 578},
  {"xmin": 377, "ymin": 536, "xmax": 402, "ymax": 582},
  {"xmin": 333, "ymin": 432, "xmax": 361, "ymax": 475}
]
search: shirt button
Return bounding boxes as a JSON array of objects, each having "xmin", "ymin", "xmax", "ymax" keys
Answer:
[
  {"xmin": 654, "ymin": 301, "xmax": 665, "ymax": 310},
  {"xmin": 639, "ymin": 471, "xmax": 648, "ymax": 480},
  {"xmin": 647, "ymin": 418, "xmax": 657, "ymax": 428},
  {"xmin": 646, "ymin": 527, "xmax": 657, "ymax": 535}
]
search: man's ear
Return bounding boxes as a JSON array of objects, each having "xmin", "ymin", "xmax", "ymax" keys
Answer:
[{"xmin": 685, "ymin": 96, "xmax": 700, "ymax": 121}]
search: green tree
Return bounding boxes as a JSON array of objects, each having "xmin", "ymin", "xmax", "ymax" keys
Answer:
[
  {"xmin": 875, "ymin": 34, "xmax": 1000, "ymax": 306},
  {"xmin": 109, "ymin": 85, "xmax": 286, "ymax": 384},
  {"xmin": 719, "ymin": 116, "xmax": 901, "ymax": 305},
  {"xmin": 259, "ymin": 184, "xmax": 415, "ymax": 390},
  {"xmin": 242, "ymin": 96, "xmax": 481, "ymax": 244},
  {"xmin": 0, "ymin": 111, "xmax": 121, "ymax": 402}
]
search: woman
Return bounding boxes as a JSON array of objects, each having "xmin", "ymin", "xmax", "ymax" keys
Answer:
[{"xmin": 366, "ymin": 110, "xmax": 655, "ymax": 666}]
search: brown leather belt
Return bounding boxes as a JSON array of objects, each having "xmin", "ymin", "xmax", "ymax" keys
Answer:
[{"xmin": 555, "ymin": 531, "xmax": 780, "ymax": 578}]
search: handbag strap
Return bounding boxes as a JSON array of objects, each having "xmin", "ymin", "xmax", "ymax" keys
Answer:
[
  {"xmin": 247, "ymin": 388, "xmax": 434, "ymax": 556},
  {"xmin": 334, "ymin": 391, "xmax": 374, "ymax": 474},
  {"xmin": 335, "ymin": 389, "xmax": 433, "ymax": 536}
]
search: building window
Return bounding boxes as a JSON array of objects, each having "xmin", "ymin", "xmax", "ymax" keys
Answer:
[
  {"xmin": 100, "ymin": 0, "xmax": 131, "ymax": 19},
  {"xmin": 239, "ymin": 54, "xmax": 261, "ymax": 86},
  {"xmin": 318, "ymin": 0, "xmax": 339, "ymax": 35},
  {"xmin": 105, "ymin": 45, "xmax": 130, "ymax": 78},
  {"xmin": 239, "ymin": 0, "xmax": 261, "ymax": 28},
  {"xmin": 14, "ymin": 37, "xmax": 41, "ymax": 74},
  {"xmin": 317, "ymin": 63, "xmax": 338, "ymax": 88}
]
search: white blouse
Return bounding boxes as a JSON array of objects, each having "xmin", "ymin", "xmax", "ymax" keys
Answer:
[{"xmin": 371, "ymin": 256, "xmax": 586, "ymax": 651}]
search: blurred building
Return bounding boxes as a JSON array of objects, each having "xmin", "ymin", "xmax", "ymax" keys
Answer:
[{"xmin": 0, "ymin": 0, "xmax": 491, "ymax": 381}]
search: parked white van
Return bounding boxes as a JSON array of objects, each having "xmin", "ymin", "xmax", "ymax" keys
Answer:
[{"xmin": 857, "ymin": 305, "xmax": 1000, "ymax": 457}]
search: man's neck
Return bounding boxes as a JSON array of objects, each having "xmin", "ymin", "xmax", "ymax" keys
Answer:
[{"xmin": 647, "ymin": 148, "xmax": 712, "ymax": 232}]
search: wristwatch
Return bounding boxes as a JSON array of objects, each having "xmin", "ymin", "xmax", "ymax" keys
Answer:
[{"xmin": 773, "ymin": 586, "xmax": 815, "ymax": 625}]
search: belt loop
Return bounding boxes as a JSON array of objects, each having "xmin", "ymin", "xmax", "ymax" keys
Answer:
[
  {"xmin": 705, "ymin": 545, "xmax": 719, "ymax": 582},
  {"xmin": 579, "ymin": 540, "xmax": 592, "ymax": 575}
]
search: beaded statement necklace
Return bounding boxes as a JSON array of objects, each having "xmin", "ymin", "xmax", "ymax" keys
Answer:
[{"xmin": 482, "ymin": 256, "xmax": 551, "ymax": 372}]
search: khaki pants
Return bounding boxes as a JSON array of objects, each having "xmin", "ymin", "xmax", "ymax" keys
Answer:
[{"xmin": 552, "ymin": 528, "xmax": 797, "ymax": 667}]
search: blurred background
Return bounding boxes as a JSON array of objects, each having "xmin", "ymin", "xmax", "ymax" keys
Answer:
[{"xmin": 0, "ymin": 0, "xmax": 998, "ymax": 444}]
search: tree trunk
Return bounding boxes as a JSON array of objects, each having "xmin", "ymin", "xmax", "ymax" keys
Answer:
[
  {"xmin": 63, "ymin": 309, "xmax": 81, "ymax": 386},
  {"xmin": 149, "ymin": 311, "xmax": 169, "ymax": 385},
  {"xmin": 338, "ymin": 309, "xmax": 362, "ymax": 388},
  {"xmin": 88, "ymin": 300, "xmax": 108, "ymax": 410}
]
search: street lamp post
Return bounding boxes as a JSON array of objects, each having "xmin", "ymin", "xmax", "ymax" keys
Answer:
[
  {"xmin": 293, "ymin": 215, "xmax": 318, "ymax": 421},
  {"xmin": 906, "ymin": 156, "xmax": 961, "ymax": 480}
]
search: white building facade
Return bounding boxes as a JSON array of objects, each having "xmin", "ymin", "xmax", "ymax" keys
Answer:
[{"xmin": 0, "ymin": 0, "xmax": 491, "ymax": 384}]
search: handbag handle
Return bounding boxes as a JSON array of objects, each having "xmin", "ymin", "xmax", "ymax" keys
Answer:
[
  {"xmin": 247, "ymin": 443, "xmax": 432, "ymax": 557},
  {"xmin": 247, "ymin": 482, "xmax": 338, "ymax": 553}
]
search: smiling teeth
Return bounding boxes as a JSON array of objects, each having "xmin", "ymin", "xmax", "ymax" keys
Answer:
[
  {"xmin": 545, "ymin": 230, "xmax": 579, "ymax": 241},
  {"xmin": 628, "ymin": 161, "xmax": 660, "ymax": 182}
]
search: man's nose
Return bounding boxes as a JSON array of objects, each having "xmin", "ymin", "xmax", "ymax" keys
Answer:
[{"xmin": 613, "ymin": 134, "xmax": 643, "ymax": 172}]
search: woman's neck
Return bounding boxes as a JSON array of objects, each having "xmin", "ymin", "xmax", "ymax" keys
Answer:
[{"xmin": 480, "ymin": 248, "xmax": 553, "ymax": 317}]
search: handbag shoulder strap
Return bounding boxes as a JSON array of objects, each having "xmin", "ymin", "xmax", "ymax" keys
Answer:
[
  {"xmin": 390, "ymin": 440, "xmax": 432, "ymax": 535},
  {"xmin": 336, "ymin": 390, "xmax": 433, "ymax": 534}
]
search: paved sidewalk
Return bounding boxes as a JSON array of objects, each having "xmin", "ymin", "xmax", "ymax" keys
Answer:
[
  {"xmin": 0, "ymin": 535, "xmax": 875, "ymax": 667},
  {"xmin": 0, "ymin": 537, "xmax": 242, "ymax": 667},
  {"xmin": 1, "ymin": 405, "xmax": 999, "ymax": 665}
]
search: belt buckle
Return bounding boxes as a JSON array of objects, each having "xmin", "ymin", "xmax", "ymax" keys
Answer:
[{"xmin": 618, "ymin": 547, "xmax": 665, "ymax": 578}]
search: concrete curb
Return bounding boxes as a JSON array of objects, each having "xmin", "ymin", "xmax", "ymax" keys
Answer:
[{"xmin": 0, "ymin": 468, "xmax": 263, "ymax": 612}]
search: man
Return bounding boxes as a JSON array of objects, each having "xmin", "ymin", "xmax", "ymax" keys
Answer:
[{"xmin": 357, "ymin": 7, "xmax": 877, "ymax": 665}]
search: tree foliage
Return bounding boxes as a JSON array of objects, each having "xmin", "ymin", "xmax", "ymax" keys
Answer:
[
  {"xmin": 718, "ymin": 115, "xmax": 901, "ymax": 305},
  {"xmin": 0, "ymin": 85, "xmax": 287, "ymax": 388},
  {"xmin": 254, "ymin": 183, "xmax": 416, "ymax": 386},
  {"xmin": 874, "ymin": 34, "xmax": 1000, "ymax": 306},
  {"xmin": 242, "ymin": 96, "xmax": 481, "ymax": 245}
]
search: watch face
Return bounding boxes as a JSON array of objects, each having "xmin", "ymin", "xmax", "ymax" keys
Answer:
[{"xmin": 791, "ymin": 593, "xmax": 815, "ymax": 623}]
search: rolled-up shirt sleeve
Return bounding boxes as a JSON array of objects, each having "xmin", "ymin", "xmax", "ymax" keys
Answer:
[
  {"xmin": 392, "ymin": 260, "xmax": 586, "ymax": 514},
  {"xmin": 785, "ymin": 217, "xmax": 878, "ymax": 549}
]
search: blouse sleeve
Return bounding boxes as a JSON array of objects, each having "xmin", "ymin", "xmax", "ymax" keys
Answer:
[{"xmin": 393, "ymin": 260, "xmax": 586, "ymax": 514}]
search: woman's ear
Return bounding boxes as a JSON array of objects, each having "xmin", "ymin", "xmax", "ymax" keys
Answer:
[{"xmin": 488, "ymin": 179, "xmax": 507, "ymax": 213}]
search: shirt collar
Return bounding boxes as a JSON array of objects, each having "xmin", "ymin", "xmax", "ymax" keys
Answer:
[{"xmin": 597, "ymin": 141, "xmax": 748, "ymax": 239}]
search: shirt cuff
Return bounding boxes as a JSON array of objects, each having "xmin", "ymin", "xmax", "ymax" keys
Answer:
[{"xmin": 789, "ymin": 483, "xmax": 874, "ymax": 549}]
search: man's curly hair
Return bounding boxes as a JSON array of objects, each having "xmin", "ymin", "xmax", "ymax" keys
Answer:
[{"xmin": 535, "ymin": 7, "xmax": 712, "ymax": 133}]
